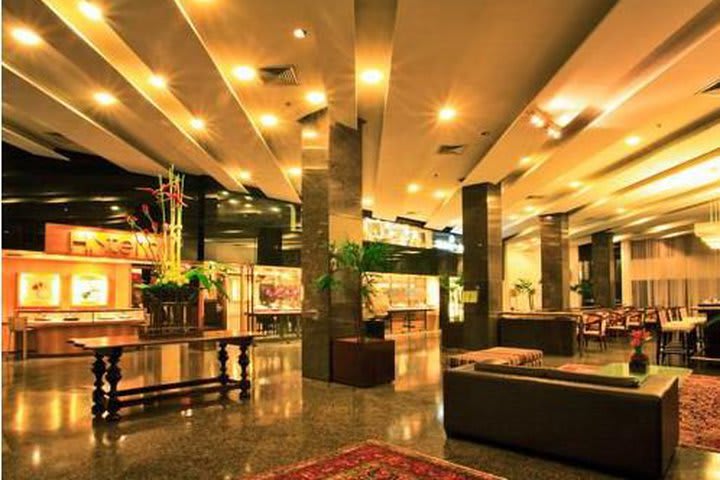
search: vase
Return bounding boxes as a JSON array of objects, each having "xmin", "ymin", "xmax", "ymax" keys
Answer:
[{"xmin": 629, "ymin": 351, "xmax": 649, "ymax": 374}]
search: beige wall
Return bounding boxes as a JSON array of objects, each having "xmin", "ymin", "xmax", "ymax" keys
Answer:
[{"xmin": 503, "ymin": 239, "xmax": 541, "ymax": 311}]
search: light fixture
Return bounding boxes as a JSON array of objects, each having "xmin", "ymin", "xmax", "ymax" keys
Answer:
[
  {"xmin": 228, "ymin": 198, "xmax": 239, "ymax": 205},
  {"xmin": 110, "ymin": 205, "xmax": 120, "ymax": 211},
  {"xmin": 260, "ymin": 114, "xmax": 278, "ymax": 127},
  {"xmin": 433, "ymin": 190, "xmax": 447, "ymax": 199},
  {"xmin": 78, "ymin": 1, "xmax": 103, "ymax": 21},
  {"xmin": 288, "ymin": 167, "xmax": 302, "ymax": 177},
  {"xmin": 694, "ymin": 199, "xmax": 720, "ymax": 249},
  {"xmin": 93, "ymin": 91, "xmax": 116, "ymax": 106},
  {"xmin": 519, "ymin": 156, "xmax": 532, "ymax": 166},
  {"xmin": 625, "ymin": 135, "xmax": 642, "ymax": 146},
  {"xmin": 569, "ymin": 181, "xmax": 583, "ymax": 189},
  {"xmin": 524, "ymin": 206, "xmax": 537, "ymax": 214},
  {"xmin": 360, "ymin": 69, "xmax": 383, "ymax": 84},
  {"xmin": 438, "ymin": 107, "xmax": 456, "ymax": 122},
  {"xmin": 616, "ymin": 207, "xmax": 627, "ymax": 214},
  {"xmin": 362, "ymin": 197, "xmax": 374, "ymax": 208},
  {"xmin": 293, "ymin": 28, "xmax": 308, "ymax": 39},
  {"xmin": 305, "ymin": 91, "xmax": 326, "ymax": 105},
  {"xmin": 11, "ymin": 27, "xmax": 42, "ymax": 46},
  {"xmin": 243, "ymin": 203, "xmax": 253, "ymax": 208},
  {"xmin": 238, "ymin": 170, "xmax": 252, "ymax": 181},
  {"xmin": 546, "ymin": 125, "xmax": 562, "ymax": 139},
  {"xmin": 407, "ymin": 183, "xmax": 421, "ymax": 193},
  {"xmin": 529, "ymin": 113, "xmax": 546, "ymax": 128},
  {"xmin": 302, "ymin": 129, "xmax": 318, "ymax": 139},
  {"xmin": 232, "ymin": 65, "xmax": 256, "ymax": 81},
  {"xmin": 148, "ymin": 74, "xmax": 167, "ymax": 89},
  {"xmin": 189, "ymin": 117, "xmax": 205, "ymax": 130},
  {"xmin": 270, "ymin": 206, "xmax": 281, "ymax": 213}
]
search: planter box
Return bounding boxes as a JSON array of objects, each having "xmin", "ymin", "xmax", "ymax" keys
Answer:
[
  {"xmin": 364, "ymin": 319, "xmax": 386, "ymax": 339},
  {"xmin": 332, "ymin": 337, "xmax": 395, "ymax": 388}
]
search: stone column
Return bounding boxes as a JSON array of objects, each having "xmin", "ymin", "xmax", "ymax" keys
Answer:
[
  {"xmin": 257, "ymin": 228, "xmax": 283, "ymax": 266},
  {"xmin": 591, "ymin": 231, "xmax": 616, "ymax": 307},
  {"xmin": 300, "ymin": 112, "xmax": 363, "ymax": 381},
  {"xmin": 539, "ymin": 213, "xmax": 570, "ymax": 311},
  {"xmin": 462, "ymin": 183, "xmax": 502, "ymax": 349}
]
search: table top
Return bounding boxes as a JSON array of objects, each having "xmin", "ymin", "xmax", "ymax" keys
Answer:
[
  {"xmin": 599, "ymin": 362, "xmax": 692, "ymax": 385},
  {"xmin": 69, "ymin": 330, "xmax": 256, "ymax": 350},
  {"xmin": 249, "ymin": 310, "xmax": 302, "ymax": 316}
]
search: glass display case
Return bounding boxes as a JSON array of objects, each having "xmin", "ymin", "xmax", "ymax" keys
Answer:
[
  {"xmin": 370, "ymin": 273, "xmax": 439, "ymax": 308},
  {"xmin": 17, "ymin": 308, "xmax": 145, "ymax": 326}
]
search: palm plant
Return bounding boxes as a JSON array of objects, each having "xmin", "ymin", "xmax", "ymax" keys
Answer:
[{"xmin": 513, "ymin": 278, "xmax": 537, "ymax": 311}]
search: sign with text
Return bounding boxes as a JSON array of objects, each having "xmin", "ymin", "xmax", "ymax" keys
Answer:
[{"xmin": 45, "ymin": 223, "xmax": 159, "ymax": 261}]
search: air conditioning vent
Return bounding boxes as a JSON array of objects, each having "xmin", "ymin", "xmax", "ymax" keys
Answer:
[
  {"xmin": 259, "ymin": 65, "xmax": 300, "ymax": 86},
  {"xmin": 437, "ymin": 144, "xmax": 466, "ymax": 155},
  {"xmin": 699, "ymin": 78, "xmax": 720, "ymax": 96}
]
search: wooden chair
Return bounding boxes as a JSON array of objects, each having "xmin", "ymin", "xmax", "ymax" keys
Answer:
[
  {"xmin": 581, "ymin": 312, "xmax": 607, "ymax": 351},
  {"xmin": 626, "ymin": 308, "xmax": 644, "ymax": 330},
  {"xmin": 606, "ymin": 308, "xmax": 628, "ymax": 338}
]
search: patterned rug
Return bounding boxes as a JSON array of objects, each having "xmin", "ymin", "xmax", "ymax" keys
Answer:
[
  {"xmin": 680, "ymin": 374, "xmax": 720, "ymax": 453},
  {"xmin": 249, "ymin": 440, "xmax": 504, "ymax": 479}
]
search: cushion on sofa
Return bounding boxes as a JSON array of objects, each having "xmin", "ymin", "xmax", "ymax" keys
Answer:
[
  {"xmin": 545, "ymin": 369, "xmax": 640, "ymax": 388},
  {"xmin": 473, "ymin": 362, "xmax": 552, "ymax": 378}
]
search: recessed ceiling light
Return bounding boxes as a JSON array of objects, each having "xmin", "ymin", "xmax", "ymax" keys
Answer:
[
  {"xmin": 302, "ymin": 129, "xmax": 318, "ymax": 139},
  {"xmin": 232, "ymin": 65, "xmax": 256, "ymax": 81},
  {"xmin": 438, "ymin": 107, "xmax": 456, "ymax": 122},
  {"xmin": 243, "ymin": 203, "xmax": 253, "ymax": 208},
  {"xmin": 270, "ymin": 206, "xmax": 281, "ymax": 213},
  {"xmin": 110, "ymin": 205, "xmax": 120, "ymax": 211},
  {"xmin": 546, "ymin": 126, "xmax": 562, "ymax": 139},
  {"xmin": 306, "ymin": 91, "xmax": 326, "ymax": 105},
  {"xmin": 524, "ymin": 206, "xmax": 537, "ymax": 213},
  {"xmin": 11, "ymin": 27, "xmax": 42, "ymax": 46},
  {"xmin": 433, "ymin": 190, "xmax": 447, "ymax": 199},
  {"xmin": 78, "ymin": 1, "xmax": 103, "ymax": 21},
  {"xmin": 93, "ymin": 91, "xmax": 116, "ymax": 106},
  {"xmin": 238, "ymin": 170, "xmax": 252, "ymax": 181},
  {"xmin": 293, "ymin": 28, "xmax": 308, "ymax": 39},
  {"xmin": 407, "ymin": 183, "xmax": 421, "ymax": 193},
  {"xmin": 362, "ymin": 197, "xmax": 374, "ymax": 208},
  {"xmin": 360, "ymin": 69, "xmax": 383, "ymax": 84},
  {"xmin": 625, "ymin": 135, "xmax": 642, "ymax": 146},
  {"xmin": 288, "ymin": 167, "xmax": 302, "ymax": 177},
  {"xmin": 228, "ymin": 198, "xmax": 239, "ymax": 205},
  {"xmin": 519, "ymin": 156, "xmax": 532, "ymax": 166},
  {"xmin": 529, "ymin": 113, "xmax": 546, "ymax": 128},
  {"xmin": 148, "ymin": 74, "xmax": 167, "ymax": 88},
  {"xmin": 569, "ymin": 181, "xmax": 583, "ymax": 189},
  {"xmin": 189, "ymin": 117, "xmax": 205, "ymax": 130},
  {"xmin": 260, "ymin": 114, "xmax": 278, "ymax": 127}
]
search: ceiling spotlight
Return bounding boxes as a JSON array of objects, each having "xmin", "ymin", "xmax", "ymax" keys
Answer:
[
  {"xmin": 189, "ymin": 117, "xmax": 205, "ymax": 130},
  {"xmin": 616, "ymin": 207, "xmax": 627, "ymax": 214},
  {"xmin": 78, "ymin": 1, "xmax": 103, "ymax": 21},
  {"xmin": 433, "ymin": 190, "xmax": 447, "ymax": 199},
  {"xmin": 302, "ymin": 129, "xmax": 318, "ymax": 139},
  {"xmin": 270, "ymin": 206, "xmax": 281, "ymax": 213},
  {"xmin": 93, "ymin": 91, "xmax": 116, "ymax": 106},
  {"xmin": 529, "ymin": 113, "xmax": 546, "ymax": 128},
  {"xmin": 362, "ymin": 197, "xmax": 374, "ymax": 208},
  {"xmin": 360, "ymin": 69, "xmax": 383, "ymax": 84},
  {"xmin": 438, "ymin": 107, "xmax": 457, "ymax": 122},
  {"xmin": 260, "ymin": 114, "xmax": 278, "ymax": 127},
  {"xmin": 243, "ymin": 203, "xmax": 253, "ymax": 208},
  {"xmin": 519, "ymin": 156, "xmax": 532, "ymax": 166},
  {"xmin": 524, "ymin": 206, "xmax": 537, "ymax": 214},
  {"xmin": 625, "ymin": 135, "xmax": 642, "ymax": 146},
  {"xmin": 407, "ymin": 183, "xmax": 421, "ymax": 194},
  {"xmin": 305, "ymin": 91, "xmax": 326, "ymax": 105},
  {"xmin": 232, "ymin": 65, "xmax": 256, "ymax": 81},
  {"xmin": 288, "ymin": 167, "xmax": 302, "ymax": 177},
  {"xmin": 238, "ymin": 170, "xmax": 252, "ymax": 181},
  {"xmin": 110, "ymin": 205, "xmax": 120, "ymax": 211},
  {"xmin": 148, "ymin": 74, "xmax": 167, "ymax": 89},
  {"xmin": 569, "ymin": 181, "xmax": 583, "ymax": 189},
  {"xmin": 11, "ymin": 27, "xmax": 42, "ymax": 46},
  {"xmin": 546, "ymin": 126, "xmax": 562, "ymax": 139},
  {"xmin": 293, "ymin": 28, "xmax": 308, "ymax": 39}
]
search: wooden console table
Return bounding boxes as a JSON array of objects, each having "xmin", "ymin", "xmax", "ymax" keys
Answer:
[{"xmin": 69, "ymin": 330, "xmax": 254, "ymax": 421}]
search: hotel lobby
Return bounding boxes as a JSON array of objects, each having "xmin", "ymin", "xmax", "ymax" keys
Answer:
[{"xmin": 2, "ymin": 0, "xmax": 720, "ymax": 479}]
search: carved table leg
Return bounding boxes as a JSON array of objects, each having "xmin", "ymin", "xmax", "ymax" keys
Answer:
[
  {"xmin": 238, "ymin": 338, "xmax": 252, "ymax": 400},
  {"xmin": 105, "ymin": 348, "xmax": 123, "ymax": 421},
  {"xmin": 91, "ymin": 351, "xmax": 107, "ymax": 419},
  {"xmin": 217, "ymin": 341, "xmax": 229, "ymax": 396}
]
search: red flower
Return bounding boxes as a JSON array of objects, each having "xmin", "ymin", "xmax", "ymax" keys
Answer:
[{"xmin": 141, "ymin": 203, "xmax": 150, "ymax": 215}]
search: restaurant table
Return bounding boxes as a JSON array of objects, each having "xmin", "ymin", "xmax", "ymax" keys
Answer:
[{"xmin": 69, "ymin": 330, "xmax": 254, "ymax": 421}]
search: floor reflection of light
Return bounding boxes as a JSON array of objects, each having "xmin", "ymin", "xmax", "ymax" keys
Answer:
[
  {"xmin": 31, "ymin": 446, "xmax": 41, "ymax": 467},
  {"xmin": 49, "ymin": 395, "xmax": 61, "ymax": 431},
  {"xmin": 14, "ymin": 394, "xmax": 25, "ymax": 432},
  {"xmin": 710, "ymin": 454, "xmax": 720, "ymax": 480},
  {"xmin": 181, "ymin": 408, "xmax": 193, "ymax": 417}
]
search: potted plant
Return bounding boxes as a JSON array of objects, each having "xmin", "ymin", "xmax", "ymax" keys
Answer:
[
  {"xmin": 317, "ymin": 241, "xmax": 395, "ymax": 387},
  {"xmin": 127, "ymin": 166, "xmax": 225, "ymax": 337},
  {"xmin": 629, "ymin": 329, "xmax": 651, "ymax": 374},
  {"xmin": 570, "ymin": 279, "xmax": 594, "ymax": 307},
  {"xmin": 513, "ymin": 278, "xmax": 536, "ymax": 311}
]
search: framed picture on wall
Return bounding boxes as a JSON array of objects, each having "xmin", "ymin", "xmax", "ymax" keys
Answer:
[
  {"xmin": 71, "ymin": 274, "xmax": 109, "ymax": 306},
  {"xmin": 18, "ymin": 273, "xmax": 61, "ymax": 307}
]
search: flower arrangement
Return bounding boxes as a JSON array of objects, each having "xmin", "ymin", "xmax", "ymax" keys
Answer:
[{"xmin": 629, "ymin": 329, "xmax": 652, "ymax": 374}]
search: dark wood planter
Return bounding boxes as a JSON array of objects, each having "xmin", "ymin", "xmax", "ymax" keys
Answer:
[{"xmin": 332, "ymin": 337, "xmax": 395, "ymax": 388}]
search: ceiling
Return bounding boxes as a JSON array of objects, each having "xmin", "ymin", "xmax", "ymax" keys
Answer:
[{"xmin": 3, "ymin": 0, "xmax": 720, "ymax": 244}]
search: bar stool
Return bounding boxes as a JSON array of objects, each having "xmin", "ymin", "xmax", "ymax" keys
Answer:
[{"xmin": 656, "ymin": 308, "xmax": 694, "ymax": 366}]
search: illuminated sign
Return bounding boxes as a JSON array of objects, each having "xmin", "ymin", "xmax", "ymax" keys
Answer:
[
  {"xmin": 363, "ymin": 218, "xmax": 432, "ymax": 249},
  {"xmin": 71, "ymin": 274, "xmax": 109, "ymax": 306},
  {"xmin": 18, "ymin": 273, "xmax": 61, "ymax": 307},
  {"xmin": 45, "ymin": 224, "xmax": 159, "ymax": 260}
]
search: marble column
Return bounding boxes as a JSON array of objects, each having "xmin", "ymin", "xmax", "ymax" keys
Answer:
[
  {"xmin": 591, "ymin": 231, "xmax": 616, "ymax": 307},
  {"xmin": 462, "ymin": 183, "xmax": 502, "ymax": 350},
  {"xmin": 300, "ymin": 112, "xmax": 363, "ymax": 381},
  {"xmin": 539, "ymin": 213, "xmax": 570, "ymax": 311},
  {"xmin": 257, "ymin": 228, "xmax": 283, "ymax": 266}
]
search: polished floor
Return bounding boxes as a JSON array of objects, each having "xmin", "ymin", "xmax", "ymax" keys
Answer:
[{"xmin": 2, "ymin": 333, "xmax": 720, "ymax": 480}]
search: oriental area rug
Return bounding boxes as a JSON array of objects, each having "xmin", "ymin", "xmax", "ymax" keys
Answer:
[
  {"xmin": 679, "ymin": 374, "xmax": 720, "ymax": 453},
  {"xmin": 248, "ymin": 440, "xmax": 505, "ymax": 479}
]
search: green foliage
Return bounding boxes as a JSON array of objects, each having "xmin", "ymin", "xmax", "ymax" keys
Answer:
[
  {"xmin": 513, "ymin": 278, "xmax": 536, "ymax": 295},
  {"xmin": 440, "ymin": 274, "xmax": 464, "ymax": 291},
  {"xmin": 570, "ymin": 279, "xmax": 593, "ymax": 297}
]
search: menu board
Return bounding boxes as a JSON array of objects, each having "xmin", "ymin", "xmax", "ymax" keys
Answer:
[
  {"xmin": 71, "ymin": 274, "xmax": 109, "ymax": 306},
  {"xmin": 18, "ymin": 273, "xmax": 61, "ymax": 307}
]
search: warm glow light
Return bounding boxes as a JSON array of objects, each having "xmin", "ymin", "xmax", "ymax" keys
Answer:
[
  {"xmin": 238, "ymin": 170, "xmax": 252, "ymax": 181},
  {"xmin": 625, "ymin": 135, "xmax": 642, "ymax": 146},
  {"xmin": 617, "ymin": 207, "xmax": 627, "ymax": 214},
  {"xmin": 232, "ymin": 65, "xmax": 256, "ymax": 81},
  {"xmin": 11, "ymin": 27, "xmax": 42, "ymax": 46},
  {"xmin": 407, "ymin": 183, "xmax": 421, "ymax": 193},
  {"xmin": 288, "ymin": 167, "xmax": 302, "ymax": 177},
  {"xmin": 71, "ymin": 274, "xmax": 108, "ymax": 306},
  {"xmin": 260, "ymin": 114, "xmax": 278, "ymax": 127},
  {"xmin": 524, "ymin": 206, "xmax": 537, "ymax": 214},
  {"xmin": 546, "ymin": 126, "xmax": 562, "ymax": 139},
  {"xmin": 189, "ymin": 117, "xmax": 205, "ymax": 130},
  {"xmin": 148, "ymin": 74, "xmax": 167, "ymax": 89},
  {"xmin": 78, "ymin": 1, "xmax": 103, "ymax": 21},
  {"xmin": 293, "ymin": 28, "xmax": 308, "ymax": 39},
  {"xmin": 362, "ymin": 197, "xmax": 374, "ymax": 208},
  {"xmin": 438, "ymin": 107, "xmax": 456, "ymax": 121},
  {"xmin": 569, "ymin": 181, "xmax": 583, "ymax": 189},
  {"xmin": 433, "ymin": 190, "xmax": 447, "ymax": 199},
  {"xmin": 302, "ymin": 129, "xmax": 318, "ymax": 139},
  {"xmin": 93, "ymin": 91, "xmax": 116, "ymax": 106},
  {"xmin": 529, "ymin": 113, "xmax": 546, "ymax": 128},
  {"xmin": 641, "ymin": 157, "xmax": 720, "ymax": 195},
  {"xmin": 360, "ymin": 69, "xmax": 383, "ymax": 84},
  {"xmin": 110, "ymin": 205, "xmax": 120, "ymax": 211},
  {"xmin": 519, "ymin": 156, "xmax": 532, "ymax": 166},
  {"xmin": 19, "ymin": 273, "xmax": 61, "ymax": 307},
  {"xmin": 305, "ymin": 91, "xmax": 326, "ymax": 105}
]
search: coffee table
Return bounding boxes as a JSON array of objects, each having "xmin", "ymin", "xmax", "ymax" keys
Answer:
[{"xmin": 599, "ymin": 362, "xmax": 692, "ymax": 385}]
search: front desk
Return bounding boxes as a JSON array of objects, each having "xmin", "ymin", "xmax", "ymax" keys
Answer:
[{"xmin": 371, "ymin": 273, "xmax": 440, "ymax": 333}]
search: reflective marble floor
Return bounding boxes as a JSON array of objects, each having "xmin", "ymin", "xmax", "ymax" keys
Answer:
[{"xmin": 3, "ymin": 333, "xmax": 719, "ymax": 479}]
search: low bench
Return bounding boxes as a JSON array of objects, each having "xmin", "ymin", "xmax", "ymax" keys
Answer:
[{"xmin": 448, "ymin": 346, "xmax": 543, "ymax": 368}]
